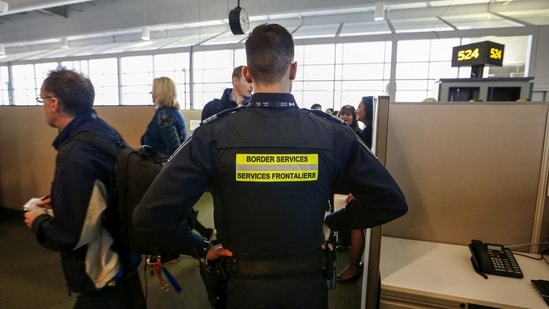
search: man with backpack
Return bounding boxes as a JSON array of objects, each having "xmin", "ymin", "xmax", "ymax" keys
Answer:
[{"xmin": 23, "ymin": 68, "xmax": 147, "ymax": 309}]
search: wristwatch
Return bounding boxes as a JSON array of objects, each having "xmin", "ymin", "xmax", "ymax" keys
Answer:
[{"xmin": 229, "ymin": 6, "xmax": 250, "ymax": 35}]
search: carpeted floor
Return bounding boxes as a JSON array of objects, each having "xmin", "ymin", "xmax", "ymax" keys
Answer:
[{"xmin": 0, "ymin": 193, "xmax": 362, "ymax": 308}]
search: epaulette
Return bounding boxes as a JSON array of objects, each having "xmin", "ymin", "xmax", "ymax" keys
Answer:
[
  {"xmin": 200, "ymin": 106, "xmax": 248, "ymax": 126},
  {"xmin": 303, "ymin": 108, "xmax": 345, "ymax": 125}
]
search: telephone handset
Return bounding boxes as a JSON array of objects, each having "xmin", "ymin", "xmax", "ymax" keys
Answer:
[{"xmin": 469, "ymin": 239, "xmax": 523, "ymax": 278}]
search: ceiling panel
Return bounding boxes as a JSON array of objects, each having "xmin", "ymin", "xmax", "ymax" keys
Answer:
[
  {"xmin": 292, "ymin": 24, "xmax": 342, "ymax": 39},
  {"xmin": 339, "ymin": 21, "xmax": 392, "ymax": 37},
  {"xmin": 504, "ymin": 10, "xmax": 549, "ymax": 25},
  {"xmin": 0, "ymin": 0, "xmax": 547, "ymax": 62},
  {"xmin": 201, "ymin": 31, "xmax": 246, "ymax": 46},
  {"xmin": 443, "ymin": 13, "xmax": 524, "ymax": 30},
  {"xmin": 391, "ymin": 17, "xmax": 454, "ymax": 33}
]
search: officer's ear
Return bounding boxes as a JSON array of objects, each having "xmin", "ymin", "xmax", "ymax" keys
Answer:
[
  {"xmin": 289, "ymin": 61, "xmax": 297, "ymax": 80},
  {"xmin": 242, "ymin": 66, "xmax": 253, "ymax": 83}
]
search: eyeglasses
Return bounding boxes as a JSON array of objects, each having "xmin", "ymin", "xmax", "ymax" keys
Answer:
[{"xmin": 36, "ymin": 96, "xmax": 53, "ymax": 103}]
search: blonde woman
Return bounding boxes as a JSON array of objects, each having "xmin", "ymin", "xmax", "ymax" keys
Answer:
[
  {"xmin": 141, "ymin": 77, "xmax": 214, "ymax": 264},
  {"xmin": 141, "ymin": 76, "xmax": 189, "ymax": 156}
]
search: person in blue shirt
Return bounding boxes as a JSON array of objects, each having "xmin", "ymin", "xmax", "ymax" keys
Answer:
[
  {"xmin": 201, "ymin": 66, "xmax": 253, "ymax": 121},
  {"xmin": 141, "ymin": 76, "xmax": 189, "ymax": 157},
  {"xmin": 141, "ymin": 77, "xmax": 214, "ymax": 264}
]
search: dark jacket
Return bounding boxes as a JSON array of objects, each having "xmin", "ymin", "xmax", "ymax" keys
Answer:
[
  {"xmin": 134, "ymin": 93, "xmax": 407, "ymax": 259},
  {"xmin": 358, "ymin": 125, "xmax": 372, "ymax": 148},
  {"xmin": 31, "ymin": 109, "xmax": 125, "ymax": 293},
  {"xmin": 201, "ymin": 88, "xmax": 251, "ymax": 121},
  {"xmin": 141, "ymin": 106, "xmax": 189, "ymax": 156}
]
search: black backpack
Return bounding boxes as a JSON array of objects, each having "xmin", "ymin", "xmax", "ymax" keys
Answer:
[{"xmin": 69, "ymin": 132, "xmax": 167, "ymax": 256}]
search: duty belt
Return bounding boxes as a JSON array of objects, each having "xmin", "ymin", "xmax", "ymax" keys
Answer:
[{"xmin": 224, "ymin": 252, "xmax": 327, "ymax": 277}]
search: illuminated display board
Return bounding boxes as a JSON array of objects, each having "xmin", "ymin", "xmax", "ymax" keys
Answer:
[{"xmin": 451, "ymin": 41, "xmax": 505, "ymax": 67}]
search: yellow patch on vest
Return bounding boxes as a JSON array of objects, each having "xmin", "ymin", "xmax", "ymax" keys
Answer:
[{"xmin": 235, "ymin": 153, "xmax": 318, "ymax": 182}]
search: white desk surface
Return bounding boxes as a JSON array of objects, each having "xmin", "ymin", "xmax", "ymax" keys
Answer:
[{"xmin": 380, "ymin": 236, "xmax": 549, "ymax": 309}]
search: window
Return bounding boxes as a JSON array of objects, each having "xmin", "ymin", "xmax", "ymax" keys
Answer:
[
  {"xmin": 154, "ymin": 53, "xmax": 190, "ymax": 109},
  {"xmin": 395, "ymin": 38, "xmax": 461, "ymax": 101},
  {"xmin": 12, "ymin": 64, "xmax": 39, "ymax": 105},
  {"xmin": 0, "ymin": 66, "xmax": 9, "ymax": 105},
  {"xmin": 89, "ymin": 58, "xmax": 119, "ymax": 105},
  {"xmin": 394, "ymin": 36, "xmax": 530, "ymax": 101},
  {"xmin": 333, "ymin": 41, "xmax": 392, "ymax": 109},
  {"xmin": 294, "ymin": 44, "xmax": 336, "ymax": 107},
  {"xmin": 61, "ymin": 60, "xmax": 89, "ymax": 76},
  {"xmin": 0, "ymin": 34, "xmax": 532, "ymax": 106},
  {"xmin": 193, "ymin": 49, "xmax": 238, "ymax": 110},
  {"xmin": 120, "ymin": 56, "xmax": 153, "ymax": 105}
]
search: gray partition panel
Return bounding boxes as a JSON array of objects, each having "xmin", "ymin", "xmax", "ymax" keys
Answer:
[{"xmin": 383, "ymin": 103, "xmax": 548, "ymax": 246}]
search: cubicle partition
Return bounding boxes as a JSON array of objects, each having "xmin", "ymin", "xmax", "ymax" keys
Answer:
[
  {"xmin": 377, "ymin": 101, "xmax": 549, "ymax": 309},
  {"xmin": 3, "ymin": 103, "xmax": 549, "ymax": 308},
  {"xmin": 0, "ymin": 106, "xmax": 202, "ymax": 211},
  {"xmin": 382, "ymin": 102, "xmax": 549, "ymax": 249}
]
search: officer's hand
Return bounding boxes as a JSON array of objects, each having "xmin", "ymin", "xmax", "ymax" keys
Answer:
[
  {"xmin": 323, "ymin": 222, "xmax": 331, "ymax": 241},
  {"xmin": 345, "ymin": 193, "xmax": 355, "ymax": 203},
  {"xmin": 206, "ymin": 243, "xmax": 233, "ymax": 261}
]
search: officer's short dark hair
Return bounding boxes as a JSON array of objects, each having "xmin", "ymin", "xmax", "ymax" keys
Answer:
[
  {"xmin": 42, "ymin": 68, "xmax": 95, "ymax": 116},
  {"xmin": 245, "ymin": 23, "xmax": 294, "ymax": 85}
]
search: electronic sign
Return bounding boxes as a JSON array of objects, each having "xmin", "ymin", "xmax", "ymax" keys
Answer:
[{"xmin": 451, "ymin": 41, "xmax": 504, "ymax": 67}]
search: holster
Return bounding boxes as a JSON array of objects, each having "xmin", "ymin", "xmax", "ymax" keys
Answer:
[
  {"xmin": 324, "ymin": 230, "xmax": 338, "ymax": 289},
  {"xmin": 198, "ymin": 258, "xmax": 228, "ymax": 309}
]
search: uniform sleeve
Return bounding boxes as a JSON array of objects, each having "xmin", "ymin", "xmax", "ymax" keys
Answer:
[
  {"xmin": 325, "ymin": 134, "xmax": 408, "ymax": 230},
  {"xmin": 133, "ymin": 136, "xmax": 210, "ymax": 255}
]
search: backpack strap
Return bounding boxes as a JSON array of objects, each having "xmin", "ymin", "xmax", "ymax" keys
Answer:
[
  {"xmin": 68, "ymin": 132, "xmax": 124, "ymax": 158},
  {"xmin": 62, "ymin": 132, "xmax": 137, "ymax": 265}
]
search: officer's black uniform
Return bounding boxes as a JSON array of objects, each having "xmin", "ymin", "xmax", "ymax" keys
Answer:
[{"xmin": 134, "ymin": 92, "xmax": 408, "ymax": 308}]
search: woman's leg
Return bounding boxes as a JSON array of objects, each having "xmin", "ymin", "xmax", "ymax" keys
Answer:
[{"xmin": 337, "ymin": 229, "xmax": 365, "ymax": 282}]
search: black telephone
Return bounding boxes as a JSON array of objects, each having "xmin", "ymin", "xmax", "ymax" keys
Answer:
[{"xmin": 469, "ymin": 239, "xmax": 523, "ymax": 279}]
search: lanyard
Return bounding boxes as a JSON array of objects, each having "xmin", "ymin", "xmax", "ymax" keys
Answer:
[{"xmin": 250, "ymin": 101, "xmax": 298, "ymax": 108}]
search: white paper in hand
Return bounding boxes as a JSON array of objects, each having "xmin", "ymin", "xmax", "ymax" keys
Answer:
[{"xmin": 23, "ymin": 198, "xmax": 54, "ymax": 216}]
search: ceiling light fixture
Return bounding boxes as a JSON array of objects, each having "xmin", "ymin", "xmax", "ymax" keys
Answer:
[
  {"xmin": 0, "ymin": 44, "xmax": 5, "ymax": 55},
  {"xmin": 141, "ymin": 26, "xmax": 150, "ymax": 41},
  {"xmin": 0, "ymin": 1, "xmax": 8, "ymax": 14},
  {"xmin": 61, "ymin": 37, "xmax": 69, "ymax": 48},
  {"xmin": 374, "ymin": 2, "xmax": 385, "ymax": 21}
]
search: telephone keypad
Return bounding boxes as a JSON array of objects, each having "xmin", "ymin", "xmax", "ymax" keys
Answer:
[{"xmin": 487, "ymin": 247, "xmax": 523, "ymax": 278}]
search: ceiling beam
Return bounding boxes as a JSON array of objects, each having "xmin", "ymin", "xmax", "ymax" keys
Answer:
[
  {"xmin": 0, "ymin": 0, "xmax": 93, "ymax": 16},
  {"xmin": 489, "ymin": 11, "xmax": 533, "ymax": 27},
  {"xmin": 436, "ymin": 16, "xmax": 458, "ymax": 31},
  {"xmin": 42, "ymin": 6, "xmax": 69, "ymax": 18}
]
